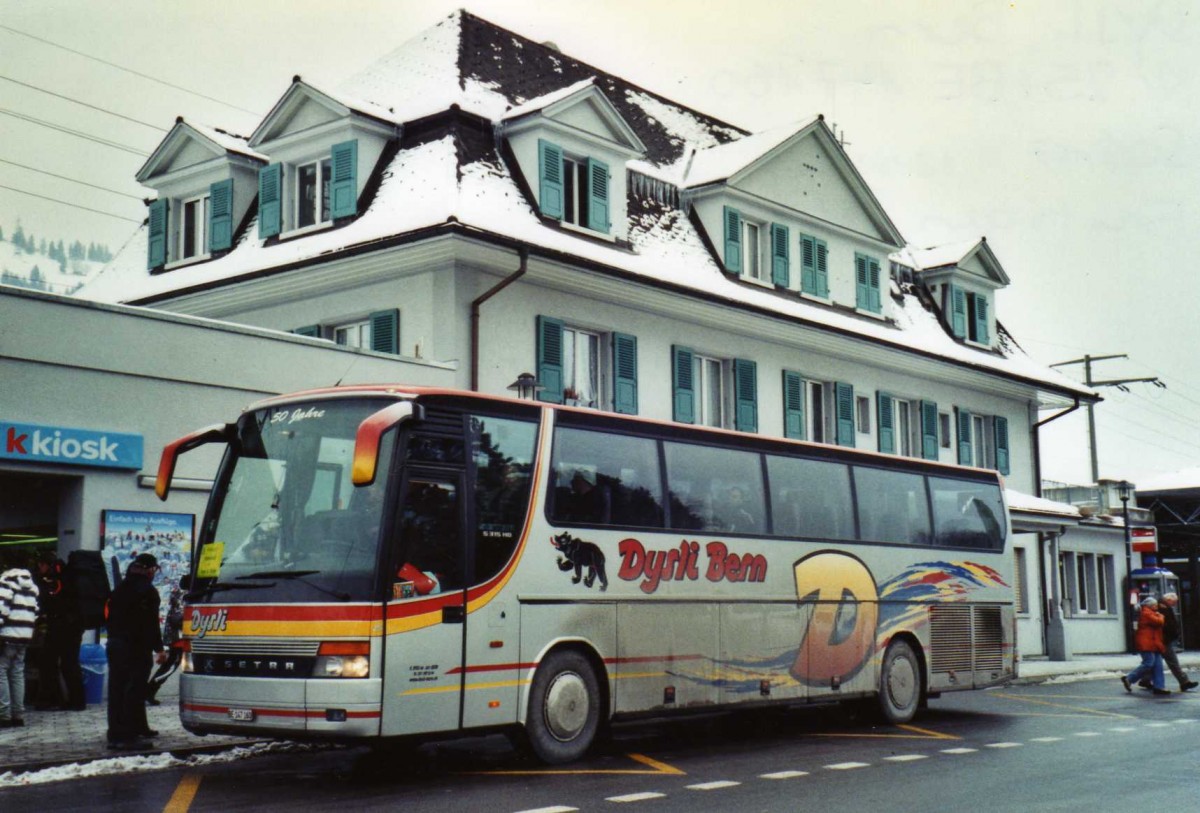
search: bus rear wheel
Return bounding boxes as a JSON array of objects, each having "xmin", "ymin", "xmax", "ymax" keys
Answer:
[
  {"xmin": 878, "ymin": 638, "xmax": 922, "ymax": 725},
  {"xmin": 526, "ymin": 650, "xmax": 601, "ymax": 764}
]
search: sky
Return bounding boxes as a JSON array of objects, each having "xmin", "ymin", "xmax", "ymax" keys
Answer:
[{"xmin": 1, "ymin": 0, "xmax": 1198, "ymax": 489}]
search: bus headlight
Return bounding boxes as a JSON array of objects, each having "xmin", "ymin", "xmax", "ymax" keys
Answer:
[
  {"xmin": 315, "ymin": 654, "xmax": 370, "ymax": 678},
  {"xmin": 314, "ymin": 642, "xmax": 371, "ymax": 678}
]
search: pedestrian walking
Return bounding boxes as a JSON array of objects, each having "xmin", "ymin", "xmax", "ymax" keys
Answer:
[
  {"xmin": 106, "ymin": 553, "xmax": 165, "ymax": 749},
  {"xmin": 33, "ymin": 552, "xmax": 85, "ymax": 710},
  {"xmin": 1155, "ymin": 593, "xmax": 1198, "ymax": 692},
  {"xmin": 0, "ymin": 564, "xmax": 40, "ymax": 727},
  {"xmin": 1122, "ymin": 596, "xmax": 1170, "ymax": 696},
  {"xmin": 146, "ymin": 574, "xmax": 189, "ymax": 705}
]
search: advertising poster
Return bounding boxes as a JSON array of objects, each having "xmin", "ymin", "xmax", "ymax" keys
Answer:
[{"xmin": 100, "ymin": 510, "xmax": 194, "ymax": 610}]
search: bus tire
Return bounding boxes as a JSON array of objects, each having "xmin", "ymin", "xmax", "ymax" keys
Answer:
[
  {"xmin": 526, "ymin": 650, "xmax": 601, "ymax": 764},
  {"xmin": 877, "ymin": 638, "xmax": 922, "ymax": 725}
]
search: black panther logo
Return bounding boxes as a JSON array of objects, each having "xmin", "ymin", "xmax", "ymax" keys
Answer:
[{"xmin": 551, "ymin": 532, "xmax": 608, "ymax": 591}]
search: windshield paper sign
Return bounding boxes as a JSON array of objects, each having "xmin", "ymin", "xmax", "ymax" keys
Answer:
[{"xmin": 2, "ymin": 421, "xmax": 143, "ymax": 470}]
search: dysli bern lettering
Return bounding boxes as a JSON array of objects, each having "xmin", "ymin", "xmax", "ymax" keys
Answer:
[{"xmin": 617, "ymin": 538, "xmax": 768, "ymax": 594}]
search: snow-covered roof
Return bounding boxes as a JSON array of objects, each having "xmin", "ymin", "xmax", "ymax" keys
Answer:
[
  {"xmin": 897, "ymin": 239, "xmax": 983, "ymax": 270},
  {"xmin": 1006, "ymin": 489, "xmax": 1082, "ymax": 519},
  {"xmin": 684, "ymin": 118, "xmax": 819, "ymax": 188},
  {"xmin": 77, "ymin": 10, "xmax": 1095, "ymax": 404},
  {"xmin": 184, "ymin": 121, "xmax": 266, "ymax": 162},
  {"xmin": 501, "ymin": 77, "xmax": 597, "ymax": 120},
  {"xmin": 1135, "ymin": 468, "xmax": 1200, "ymax": 495}
]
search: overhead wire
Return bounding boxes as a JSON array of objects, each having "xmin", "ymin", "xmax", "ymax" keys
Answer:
[
  {"xmin": 0, "ymin": 183, "xmax": 141, "ymax": 223},
  {"xmin": 0, "ymin": 75, "xmax": 168, "ymax": 132},
  {"xmin": 0, "ymin": 108, "xmax": 148, "ymax": 156},
  {"xmin": 0, "ymin": 158, "xmax": 144, "ymax": 200},
  {"xmin": 0, "ymin": 23, "xmax": 260, "ymax": 118}
]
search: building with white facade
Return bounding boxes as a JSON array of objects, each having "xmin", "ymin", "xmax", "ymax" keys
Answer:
[{"xmin": 68, "ymin": 11, "xmax": 1121, "ymax": 656}]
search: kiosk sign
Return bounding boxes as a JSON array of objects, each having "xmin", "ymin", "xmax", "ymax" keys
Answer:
[{"xmin": 1, "ymin": 421, "xmax": 143, "ymax": 470}]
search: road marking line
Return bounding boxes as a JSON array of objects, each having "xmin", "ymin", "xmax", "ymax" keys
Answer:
[
  {"xmin": 815, "ymin": 722, "xmax": 961, "ymax": 741},
  {"xmin": 514, "ymin": 807, "xmax": 579, "ymax": 813},
  {"xmin": 941, "ymin": 747, "xmax": 978, "ymax": 754},
  {"xmin": 1174, "ymin": 719, "xmax": 1197, "ymax": 723},
  {"xmin": 163, "ymin": 773, "xmax": 202, "ymax": 813},
  {"xmin": 1108, "ymin": 727, "xmax": 1136, "ymax": 732},
  {"xmin": 687, "ymin": 781, "xmax": 741, "ymax": 791},
  {"xmin": 1144, "ymin": 722, "xmax": 1172, "ymax": 728},
  {"xmin": 991, "ymin": 692, "xmax": 1133, "ymax": 719},
  {"xmin": 1030, "ymin": 737, "xmax": 1064, "ymax": 742},
  {"xmin": 761, "ymin": 770, "xmax": 809, "ymax": 779},
  {"xmin": 1073, "ymin": 731, "xmax": 1101, "ymax": 737},
  {"xmin": 607, "ymin": 792, "xmax": 666, "ymax": 803},
  {"xmin": 986, "ymin": 742, "xmax": 1022, "ymax": 748},
  {"xmin": 627, "ymin": 753, "xmax": 686, "ymax": 776},
  {"xmin": 884, "ymin": 754, "xmax": 928, "ymax": 762},
  {"xmin": 825, "ymin": 761, "xmax": 869, "ymax": 770},
  {"xmin": 473, "ymin": 753, "xmax": 684, "ymax": 777}
]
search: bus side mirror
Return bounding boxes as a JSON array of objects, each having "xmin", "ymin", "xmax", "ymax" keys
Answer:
[
  {"xmin": 156, "ymin": 423, "xmax": 235, "ymax": 500},
  {"xmin": 352, "ymin": 401, "xmax": 421, "ymax": 487}
]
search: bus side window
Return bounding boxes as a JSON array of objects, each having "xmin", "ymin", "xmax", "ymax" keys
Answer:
[
  {"xmin": 549, "ymin": 427, "xmax": 663, "ymax": 528},
  {"xmin": 471, "ymin": 415, "xmax": 538, "ymax": 583},
  {"xmin": 398, "ymin": 480, "xmax": 459, "ymax": 592}
]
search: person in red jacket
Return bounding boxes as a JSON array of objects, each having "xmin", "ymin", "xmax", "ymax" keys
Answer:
[{"xmin": 1122, "ymin": 596, "xmax": 1169, "ymax": 695}]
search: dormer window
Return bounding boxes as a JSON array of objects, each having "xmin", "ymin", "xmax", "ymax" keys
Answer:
[
  {"xmin": 537, "ymin": 140, "xmax": 610, "ymax": 234},
  {"xmin": 948, "ymin": 284, "xmax": 990, "ymax": 345},
  {"xmin": 296, "ymin": 158, "xmax": 332, "ymax": 229},
  {"xmin": 721, "ymin": 207, "xmax": 787, "ymax": 286},
  {"xmin": 180, "ymin": 194, "xmax": 210, "ymax": 259}
]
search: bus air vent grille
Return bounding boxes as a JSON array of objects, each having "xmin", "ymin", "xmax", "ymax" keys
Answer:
[
  {"xmin": 972, "ymin": 605, "xmax": 1004, "ymax": 671},
  {"xmin": 190, "ymin": 638, "xmax": 320, "ymax": 657},
  {"xmin": 929, "ymin": 604, "xmax": 973, "ymax": 673}
]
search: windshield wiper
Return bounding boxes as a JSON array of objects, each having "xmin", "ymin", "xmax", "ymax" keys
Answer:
[
  {"xmin": 186, "ymin": 581, "xmax": 275, "ymax": 602},
  {"xmin": 239, "ymin": 570, "xmax": 351, "ymax": 602}
]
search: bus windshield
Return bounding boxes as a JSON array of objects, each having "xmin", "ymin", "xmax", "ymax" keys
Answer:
[{"xmin": 192, "ymin": 398, "xmax": 397, "ymax": 603}]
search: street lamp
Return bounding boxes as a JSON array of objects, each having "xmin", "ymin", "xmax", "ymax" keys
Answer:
[
  {"xmin": 1118, "ymin": 479, "xmax": 1133, "ymax": 653},
  {"xmin": 507, "ymin": 372, "xmax": 543, "ymax": 401}
]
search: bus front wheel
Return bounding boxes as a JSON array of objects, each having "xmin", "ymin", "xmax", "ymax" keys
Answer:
[
  {"xmin": 878, "ymin": 638, "xmax": 922, "ymax": 725},
  {"xmin": 526, "ymin": 650, "xmax": 601, "ymax": 764}
]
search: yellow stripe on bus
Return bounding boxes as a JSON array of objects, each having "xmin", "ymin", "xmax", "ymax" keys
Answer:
[
  {"xmin": 400, "ymin": 678, "xmax": 531, "ymax": 697},
  {"xmin": 188, "ymin": 620, "xmax": 379, "ymax": 637}
]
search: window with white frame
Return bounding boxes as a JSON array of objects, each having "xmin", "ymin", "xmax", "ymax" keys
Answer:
[
  {"xmin": 971, "ymin": 413, "xmax": 992, "ymax": 468},
  {"xmin": 334, "ymin": 319, "xmax": 372, "ymax": 349},
  {"xmin": 809, "ymin": 381, "xmax": 827, "ymax": 443},
  {"xmin": 562, "ymin": 326, "xmax": 601, "ymax": 408},
  {"xmin": 296, "ymin": 157, "xmax": 332, "ymax": 229},
  {"xmin": 939, "ymin": 413, "xmax": 952, "ymax": 450},
  {"xmin": 1075, "ymin": 554, "xmax": 1092, "ymax": 613},
  {"xmin": 742, "ymin": 220, "xmax": 768, "ymax": 283},
  {"xmin": 693, "ymin": 354, "xmax": 726, "ymax": 428},
  {"xmin": 1097, "ymin": 554, "xmax": 1115, "ymax": 613},
  {"xmin": 179, "ymin": 194, "xmax": 210, "ymax": 260},
  {"xmin": 561, "ymin": 156, "xmax": 591, "ymax": 229},
  {"xmin": 1059, "ymin": 552, "xmax": 1074, "ymax": 615},
  {"xmin": 855, "ymin": 395, "xmax": 871, "ymax": 434}
]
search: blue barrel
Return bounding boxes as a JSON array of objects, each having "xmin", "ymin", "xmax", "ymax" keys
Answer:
[{"xmin": 79, "ymin": 643, "xmax": 107, "ymax": 705}]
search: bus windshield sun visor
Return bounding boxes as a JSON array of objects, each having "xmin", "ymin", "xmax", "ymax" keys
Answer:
[
  {"xmin": 156, "ymin": 422, "xmax": 237, "ymax": 500},
  {"xmin": 352, "ymin": 401, "xmax": 423, "ymax": 486}
]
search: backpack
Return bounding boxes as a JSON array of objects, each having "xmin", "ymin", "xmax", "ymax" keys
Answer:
[{"xmin": 66, "ymin": 550, "xmax": 112, "ymax": 630}]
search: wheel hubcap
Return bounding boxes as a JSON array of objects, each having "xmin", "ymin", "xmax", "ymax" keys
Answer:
[
  {"xmin": 544, "ymin": 671, "xmax": 588, "ymax": 742},
  {"xmin": 887, "ymin": 655, "xmax": 917, "ymax": 709}
]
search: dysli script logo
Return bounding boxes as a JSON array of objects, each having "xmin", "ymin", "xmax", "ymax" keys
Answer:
[{"xmin": 1, "ymin": 421, "xmax": 143, "ymax": 470}]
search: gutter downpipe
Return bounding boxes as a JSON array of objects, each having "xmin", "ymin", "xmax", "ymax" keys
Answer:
[
  {"xmin": 1032, "ymin": 395, "xmax": 1083, "ymax": 662},
  {"xmin": 471, "ymin": 247, "xmax": 528, "ymax": 392}
]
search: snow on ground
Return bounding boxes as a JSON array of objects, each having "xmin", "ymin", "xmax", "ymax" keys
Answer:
[{"xmin": 0, "ymin": 741, "xmax": 330, "ymax": 788}]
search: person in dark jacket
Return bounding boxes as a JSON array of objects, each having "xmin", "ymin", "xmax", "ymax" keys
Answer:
[
  {"xmin": 1122, "ymin": 597, "xmax": 1169, "ymax": 696},
  {"xmin": 146, "ymin": 574, "xmax": 189, "ymax": 705},
  {"xmin": 106, "ymin": 553, "xmax": 164, "ymax": 749},
  {"xmin": 33, "ymin": 552, "xmax": 85, "ymax": 711},
  {"xmin": 1149, "ymin": 593, "xmax": 1198, "ymax": 692}
]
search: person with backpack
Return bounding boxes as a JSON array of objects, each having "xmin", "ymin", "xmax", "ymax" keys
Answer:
[
  {"xmin": 33, "ymin": 552, "xmax": 85, "ymax": 711},
  {"xmin": 0, "ymin": 563, "xmax": 40, "ymax": 727},
  {"xmin": 106, "ymin": 553, "xmax": 164, "ymax": 749}
]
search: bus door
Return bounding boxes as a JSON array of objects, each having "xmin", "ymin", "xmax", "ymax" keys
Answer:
[{"xmin": 382, "ymin": 469, "xmax": 467, "ymax": 736}]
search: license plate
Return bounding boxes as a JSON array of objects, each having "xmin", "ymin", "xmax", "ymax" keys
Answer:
[{"xmin": 228, "ymin": 707, "xmax": 255, "ymax": 722}]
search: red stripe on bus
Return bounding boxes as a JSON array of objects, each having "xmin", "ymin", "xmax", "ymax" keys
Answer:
[
  {"xmin": 604, "ymin": 654, "xmax": 707, "ymax": 665},
  {"xmin": 444, "ymin": 653, "xmax": 707, "ymax": 676},
  {"xmin": 445, "ymin": 662, "xmax": 536, "ymax": 675},
  {"xmin": 187, "ymin": 605, "xmax": 383, "ymax": 622}
]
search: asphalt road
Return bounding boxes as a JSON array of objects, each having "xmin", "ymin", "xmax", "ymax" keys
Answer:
[{"xmin": 4, "ymin": 680, "xmax": 1198, "ymax": 812}]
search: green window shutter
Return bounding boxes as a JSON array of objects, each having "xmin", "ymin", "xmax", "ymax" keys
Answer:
[
  {"xmin": 920, "ymin": 400, "xmax": 939, "ymax": 460},
  {"xmin": 671, "ymin": 345, "xmax": 695, "ymax": 424},
  {"xmin": 330, "ymin": 140, "xmax": 358, "ymax": 220},
  {"xmin": 956, "ymin": 408, "xmax": 973, "ymax": 465},
  {"xmin": 586, "ymin": 157, "xmax": 610, "ymax": 233},
  {"xmin": 147, "ymin": 198, "xmax": 168, "ymax": 269},
  {"xmin": 868, "ymin": 258, "xmax": 882, "ymax": 313},
  {"xmin": 950, "ymin": 285, "xmax": 967, "ymax": 338},
  {"xmin": 536, "ymin": 315, "xmax": 564, "ymax": 403},
  {"xmin": 723, "ymin": 206, "xmax": 742, "ymax": 274},
  {"xmin": 782, "ymin": 370, "xmax": 805, "ymax": 440},
  {"xmin": 994, "ymin": 416, "xmax": 1010, "ymax": 475},
  {"xmin": 835, "ymin": 382, "xmax": 855, "ymax": 448},
  {"xmin": 208, "ymin": 179, "xmax": 234, "ymax": 252},
  {"xmin": 733, "ymin": 358, "xmax": 758, "ymax": 433},
  {"xmin": 369, "ymin": 309, "xmax": 399, "ymax": 354},
  {"xmin": 855, "ymin": 254, "xmax": 869, "ymax": 310},
  {"xmin": 800, "ymin": 234, "xmax": 817, "ymax": 294},
  {"xmin": 815, "ymin": 239, "xmax": 829, "ymax": 298},
  {"xmin": 258, "ymin": 163, "xmax": 282, "ymax": 239},
  {"xmin": 770, "ymin": 223, "xmax": 790, "ymax": 286},
  {"xmin": 877, "ymin": 392, "xmax": 895, "ymax": 454},
  {"xmin": 292, "ymin": 325, "xmax": 320, "ymax": 338},
  {"xmin": 975, "ymin": 295, "xmax": 990, "ymax": 344},
  {"xmin": 537, "ymin": 139, "xmax": 564, "ymax": 220},
  {"xmin": 612, "ymin": 332, "xmax": 638, "ymax": 415}
]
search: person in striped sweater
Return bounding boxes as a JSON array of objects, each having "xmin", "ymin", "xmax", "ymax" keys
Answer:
[{"xmin": 0, "ymin": 565, "xmax": 40, "ymax": 727}]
